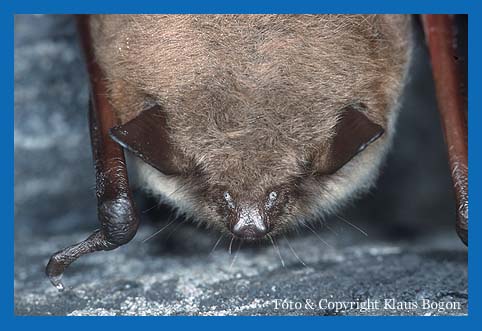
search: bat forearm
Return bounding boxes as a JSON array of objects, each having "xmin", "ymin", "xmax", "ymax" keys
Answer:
[
  {"xmin": 45, "ymin": 15, "xmax": 140, "ymax": 290},
  {"xmin": 422, "ymin": 15, "xmax": 468, "ymax": 246}
]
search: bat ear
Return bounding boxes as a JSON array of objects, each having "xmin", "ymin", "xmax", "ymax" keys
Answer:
[
  {"xmin": 109, "ymin": 106, "xmax": 180, "ymax": 175},
  {"xmin": 321, "ymin": 104, "xmax": 385, "ymax": 175}
]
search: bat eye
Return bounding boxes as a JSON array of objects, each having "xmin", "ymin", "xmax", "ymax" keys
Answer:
[
  {"xmin": 265, "ymin": 191, "xmax": 278, "ymax": 210},
  {"xmin": 223, "ymin": 191, "xmax": 236, "ymax": 209}
]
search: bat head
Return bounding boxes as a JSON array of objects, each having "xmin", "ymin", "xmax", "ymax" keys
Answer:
[{"xmin": 110, "ymin": 103, "xmax": 384, "ymax": 240}]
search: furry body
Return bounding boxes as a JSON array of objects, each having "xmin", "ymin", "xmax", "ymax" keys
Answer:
[{"xmin": 90, "ymin": 15, "xmax": 412, "ymax": 237}]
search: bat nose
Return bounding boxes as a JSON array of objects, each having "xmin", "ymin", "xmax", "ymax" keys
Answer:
[{"xmin": 231, "ymin": 206, "xmax": 268, "ymax": 239}]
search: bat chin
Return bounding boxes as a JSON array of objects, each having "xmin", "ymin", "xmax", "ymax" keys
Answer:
[{"xmin": 230, "ymin": 232, "xmax": 269, "ymax": 241}]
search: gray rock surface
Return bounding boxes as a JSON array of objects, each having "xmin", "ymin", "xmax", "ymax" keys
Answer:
[
  {"xmin": 14, "ymin": 15, "xmax": 467, "ymax": 316},
  {"xmin": 15, "ymin": 226, "xmax": 467, "ymax": 316}
]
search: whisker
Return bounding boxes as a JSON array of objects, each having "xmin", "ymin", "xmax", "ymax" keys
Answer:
[
  {"xmin": 141, "ymin": 203, "xmax": 159, "ymax": 214},
  {"xmin": 208, "ymin": 234, "xmax": 224, "ymax": 257},
  {"xmin": 142, "ymin": 216, "xmax": 176, "ymax": 243},
  {"xmin": 319, "ymin": 214, "xmax": 338, "ymax": 235},
  {"xmin": 229, "ymin": 240, "xmax": 242, "ymax": 269},
  {"xmin": 335, "ymin": 214, "xmax": 368, "ymax": 237},
  {"xmin": 164, "ymin": 219, "xmax": 187, "ymax": 241},
  {"xmin": 269, "ymin": 234, "xmax": 285, "ymax": 268},
  {"xmin": 324, "ymin": 222, "xmax": 340, "ymax": 237},
  {"xmin": 283, "ymin": 234, "xmax": 307, "ymax": 267},
  {"xmin": 164, "ymin": 181, "xmax": 190, "ymax": 200},
  {"xmin": 300, "ymin": 221, "xmax": 333, "ymax": 248},
  {"xmin": 228, "ymin": 236, "xmax": 235, "ymax": 255}
]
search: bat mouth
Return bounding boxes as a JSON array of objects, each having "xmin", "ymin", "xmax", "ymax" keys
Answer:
[{"xmin": 231, "ymin": 232, "xmax": 269, "ymax": 241}]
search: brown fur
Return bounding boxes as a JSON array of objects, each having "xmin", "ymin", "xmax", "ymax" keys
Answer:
[{"xmin": 89, "ymin": 15, "xmax": 412, "ymax": 237}]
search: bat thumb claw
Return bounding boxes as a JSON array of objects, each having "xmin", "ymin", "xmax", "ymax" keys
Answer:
[
  {"xmin": 46, "ymin": 254, "xmax": 67, "ymax": 291},
  {"xmin": 49, "ymin": 274, "xmax": 65, "ymax": 292}
]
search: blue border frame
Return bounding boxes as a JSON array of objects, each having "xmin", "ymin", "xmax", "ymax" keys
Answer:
[{"xmin": 3, "ymin": 0, "xmax": 480, "ymax": 328}]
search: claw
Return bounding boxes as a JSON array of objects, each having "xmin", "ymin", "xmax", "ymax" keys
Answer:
[
  {"xmin": 46, "ymin": 254, "xmax": 66, "ymax": 291},
  {"xmin": 48, "ymin": 274, "xmax": 65, "ymax": 292}
]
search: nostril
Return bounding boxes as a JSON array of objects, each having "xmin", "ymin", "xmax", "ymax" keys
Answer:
[
  {"xmin": 231, "ymin": 206, "xmax": 268, "ymax": 239},
  {"xmin": 232, "ymin": 222, "xmax": 268, "ymax": 239}
]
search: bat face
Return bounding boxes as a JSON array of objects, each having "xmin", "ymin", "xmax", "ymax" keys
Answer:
[{"xmin": 92, "ymin": 14, "xmax": 412, "ymax": 240}]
